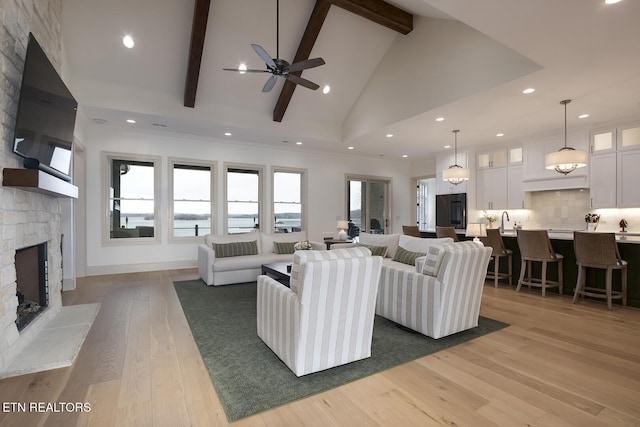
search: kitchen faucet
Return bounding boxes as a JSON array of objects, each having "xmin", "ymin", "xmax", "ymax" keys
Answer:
[{"xmin": 500, "ymin": 211, "xmax": 510, "ymax": 233}]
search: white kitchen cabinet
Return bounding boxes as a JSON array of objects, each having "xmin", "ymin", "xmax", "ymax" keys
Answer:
[
  {"xmin": 507, "ymin": 165, "xmax": 525, "ymax": 209},
  {"xmin": 476, "ymin": 168, "xmax": 507, "ymax": 210},
  {"xmin": 589, "ymin": 153, "xmax": 616, "ymax": 208},
  {"xmin": 617, "ymin": 149, "xmax": 640, "ymax": 207},
  {"xmin": 617, "ymin": 123, "xmax": 640, "ymax": 152},
  {"xmin": 477, "ymin": 148, "xmax": 507, "ymax": 170}
]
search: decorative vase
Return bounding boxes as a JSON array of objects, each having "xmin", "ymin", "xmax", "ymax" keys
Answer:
[{"xmin": 337, "ymin": 229, "xmax": 347, "ymax": 240}]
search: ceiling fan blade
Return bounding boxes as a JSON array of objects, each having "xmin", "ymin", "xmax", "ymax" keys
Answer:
[
  {"xmin": 262, "ymin": 75, "xmax": 278, "ymax": 93},
  {"xmin": 251, "ymin": 44, "xmax": 277, "ymax": 69},
  {"xmin": 286, "ymin": 57, "xmax": 325, "ymax": 73},
  {"xmin": 284, "ymin": 74, "xmax": 320, "ymax": 90},
  {"xmin": 223, "ymin": 68, "xmax": 270, "ymax": 73}
]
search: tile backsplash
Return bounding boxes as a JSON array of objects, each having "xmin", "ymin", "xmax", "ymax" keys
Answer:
[{"xmin": 473, "ymin": 189, "xmax": 640, "ymax": 233}]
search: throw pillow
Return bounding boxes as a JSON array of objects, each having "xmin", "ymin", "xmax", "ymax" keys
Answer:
[
  {"xmin": 393, "ymin": 245, "xmax": 426, "ymax": 266},
  {"xmin": 422, "ymin": 244, "xmax": 446, "ymax": 277},
  {"xmin": 212, "ymin": 240, "xmax": 258, "ymax": 258},
  {"xmin": 273, "ymin": 241, "xmax": 297, "ymax": 254},
  {"xmin": 357, "ymin": 243, "xmax": 387, "ymax": 257}
]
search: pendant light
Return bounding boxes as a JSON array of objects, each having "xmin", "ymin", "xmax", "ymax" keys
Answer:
[
  {"xmin": 545, "ymin": 99, "xmax": 587, "ymax": 175},
  {"xmin": 443, "ymin": 129, "xmax": 470, "ymax": 185}
]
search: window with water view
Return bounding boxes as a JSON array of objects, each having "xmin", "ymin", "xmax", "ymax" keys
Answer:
[
  {"xmin": 226, "ymin": 167, "xmax": 262, "ymax": 234},
  {"xmin": 172, "ymin": 162, "xmax": 212, "ymax": 238}
]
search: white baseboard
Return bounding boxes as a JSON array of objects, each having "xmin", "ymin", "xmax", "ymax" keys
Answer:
[
  {"xmin": 62, "ymin": 278, "xmax": 76, "ymax": 291},
  {"xmin": 86, "ymin": 260, "xmax": 197, "ymax": 276}
]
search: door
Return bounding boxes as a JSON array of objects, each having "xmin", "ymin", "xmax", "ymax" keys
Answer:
[{"xmin": 347, "ymin": 177, "xmax": 390, "ymax": 234}]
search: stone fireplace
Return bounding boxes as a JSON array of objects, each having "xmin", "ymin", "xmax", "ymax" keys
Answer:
[{"xmin": 15, "ymin": 242, "xmax": 49, "ymax": 332}]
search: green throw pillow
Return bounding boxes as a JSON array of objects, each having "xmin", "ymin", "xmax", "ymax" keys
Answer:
[
  {"xmin": 393, "ymin": 245, "xmax": 425, "ymax": 266},
  {"xmin": 358, "ymin": 243, "xmax": 388, "ymax": 257},
  {"xmin": 212, "ymin": 240, "xmax": 258, "ymax": 258},
  {"xmin": 273, "ymin": 241, "xmax": 296, "ymax": 254}
]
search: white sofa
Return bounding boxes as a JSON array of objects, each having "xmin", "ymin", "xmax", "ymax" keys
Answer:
[
  {"xmin": 257, "ymin": 247, "xmax": 383, "ymax": 376},
  {"xmin": 197, "ymin": 231, "xmax": 323, "ymax": 286}
]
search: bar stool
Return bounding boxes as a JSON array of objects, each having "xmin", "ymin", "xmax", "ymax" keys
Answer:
[
  {"xmin": 402, "ymin": 225, "xmax": 421, "ymax": 237},
  {"xmin": 573, "ymin": 231, "xmax": 627, "ymax": 311},
  {"xmin": 480, "ymin": 228, "xmax": 513, "ymax": 288},
  {"xmin": 436, "ymin": 226, "xmax": 459, "ymax": 241},
  {"xmin": 516, "ymin": 230, "xmax": 563, "ymax": 297}
]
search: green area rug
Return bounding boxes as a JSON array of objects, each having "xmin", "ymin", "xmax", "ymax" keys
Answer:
[{"xmin": 173, "ymin": 280, "xmax": 508, "ymax": 422}]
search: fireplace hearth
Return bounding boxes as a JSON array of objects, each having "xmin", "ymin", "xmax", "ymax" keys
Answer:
[{"xmin": 15, "ymin": 242, "xmax": 49, "ymax": 331}]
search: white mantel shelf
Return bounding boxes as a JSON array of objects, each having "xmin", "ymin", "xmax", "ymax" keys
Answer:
[{"xmin": 2, "ymin": 168, "xmax": 78, "ymax": 199}]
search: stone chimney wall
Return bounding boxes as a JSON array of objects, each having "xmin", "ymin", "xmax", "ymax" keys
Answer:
[{"xmin": 0, "ymin": 0, "xmax": 64, "ymax": 371}]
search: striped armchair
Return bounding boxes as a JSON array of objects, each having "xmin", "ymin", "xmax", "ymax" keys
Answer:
[
  {"xmin": 376, "ymin": 241, "xmax": 492, "ymax": 339},
  {"xmin": 257, "ymin": 247, "xmax": 383, "ymax": 377}
]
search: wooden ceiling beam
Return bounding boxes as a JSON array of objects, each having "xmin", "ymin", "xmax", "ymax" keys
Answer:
[
  {"xmin": 273, "ymin": 0, "xmax": 413, "ymax": 122},
  {"xmin": 184, "ymin": 0, "xmax": 212, "ymax": 108}
]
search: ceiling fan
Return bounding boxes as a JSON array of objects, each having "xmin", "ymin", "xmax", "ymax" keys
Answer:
[{"xmin": 223, "ymin": 0, "xmax": 326, "ymax": 93}]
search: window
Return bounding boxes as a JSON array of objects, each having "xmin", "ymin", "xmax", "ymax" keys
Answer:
[
  {"xmin": 225, "ymin": 165, "xmax": 263, "ymax": 234},
  {"xmin": 106, "ymin": 155, "xmax": 159, "ymax": 240},
  {"xmin": 171, "ymin": 161, "xmax": 214, "ymax": 238},
  {"xmin": 416, "ymin": 178, "xmax": 436, "ymax": 231},
  {"xmin": 273, "ymin": 168, "xmax": 305, "ymax": 233},
  {"xmin": 347, "ymin": 176, "xmax": 390, "ymax": 235}
]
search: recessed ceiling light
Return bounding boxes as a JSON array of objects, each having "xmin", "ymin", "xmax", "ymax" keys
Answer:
[
  {"xmin": 496, "ymin": 133, "xmax": 505, "ymax": 137},
  {"xmin": 322, "ymin": 85, "xmax": 331, "ymax": 94},
  {"xmin": 126, "ymin": 119, "xmax": 136, "ymax": 124},
  {"xmin": 435, "ymin": 117, "xmax": 445, "ymax": 122},
  {"xmin": 238, "ymin": 64, "xmax": 247, "ymax": 75},
  {"xmin": 224, "ymin": 132, "xmax": 232, "ymax": 136},
  {"xmin": 402, "ymin": 154, "xmax": 408, "ymax": 158},
  {"xmin": 443, "ymin": 145, "xmax": 451, "ymax": 149},
  {"xmin": 605, "ymin": 0, "xmax": 622, "ymax": 4},
  {"xmin": 522, "ymin": 88, "xmax": 535, "ymax": 94},
  {"xmin": 122, "ymin": 35, "xmax": 135, "ymax": 49},
  {"xmin": 578, "ymin": 114, "xmax": 590, "ymax": 119},
  {"xmin": 348, "ymin": 146, "xmax": 354, "ymax": 150},
  {"xmin": 386, "ymin": 134, "xmax": 393, "ymax": 138},
  {"xmin": 296, "ymin": 141, "xmax": 302, "ymax": 145}
]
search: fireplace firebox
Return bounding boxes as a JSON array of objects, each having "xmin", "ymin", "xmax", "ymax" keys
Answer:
[{"xmin": 15, "ymin": 242, "xmax": 49, "ymax": 331}]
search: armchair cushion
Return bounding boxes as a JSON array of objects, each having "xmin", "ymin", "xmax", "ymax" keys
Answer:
[
  {"xmin": 357, "ymin": 243, "xmax": 388, "ymax": 257},
  {"xmin": 273, "ymin": 241, "xmax": 296, "ymax": 254},
  {"xmin": 358, "ymin": 233, "xmax": 400, "ymax": 258}
]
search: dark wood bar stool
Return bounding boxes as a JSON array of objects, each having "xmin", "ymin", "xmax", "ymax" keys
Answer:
[
  {"xmin": 573, "ymin": 231, "xmax": 627, "ymax": 310},
  {"xmin": 436, "ymin": 226, "xmax": 459, "ymax": 241},
  {"xmin": 480, "ymin": 228, "xmax": 513, "ymax": 288},
  {"xmin": 402, "ymin": 225, "xmax": 421, "ymax": 237},
  {"xmin": 516, "ymin": 230, "xmax": 563, "ymax": 297}
]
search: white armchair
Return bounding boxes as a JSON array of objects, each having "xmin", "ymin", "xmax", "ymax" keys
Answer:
[{"xmin": 257, "ymin": 247, "xmax": 382, "ymax": 377}]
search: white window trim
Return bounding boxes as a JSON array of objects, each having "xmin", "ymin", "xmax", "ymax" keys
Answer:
[
  {"xmin": 168, "ymin": 157, "xmax": 216, "ymax": 242},
  {"xmin": 102, "ymin": 151, "xmax": 162, "ymax": 246},
  {"xmin": 223, "ymin": 162, "xmax": 265, "ymax": 235},
  {"xmin": 271, "ymin": 166, "xmax": 308, "ymax": 233}
]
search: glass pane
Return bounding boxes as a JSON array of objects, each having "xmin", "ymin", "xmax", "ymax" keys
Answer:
[
  {"xmin": 478, "ymin": 153, "xmax": 490, "ymax": 168},
  {"xmin": 173, "ymin": 201, "xmax": 211, "ymax": 237},
  {"xmin": 593, "ymin": 132, "xmax": 613, "ymax": 151},
  {"xmin": 174, "ymin": 166, "xmax": 210, "ymax": 200},
  {"xmin": 119, "ymin": 164, "xmax": 154, "ymax": 199},
  {"xmin": 227, "ymin": 170, "xmax": 259, "ymax": 201},
  {"xmin": 274, "ymin": 203, "xmax": 301, "ymax": 233},
  {"xmin": 111, "ymin": 200, "xmax": 155, "ymax": 238},
  {"xmin": 509, "ymin": 147, "xmax": 523, "ymax": 163},
  {"xmin": 228, "ymin": 202, "xmax": 259, "ymax": 234},
  {"xmin": 621, "ymin": 127, "xmax": 640, "ymax": 148},
  {"xmin": 274, "ymin": 171, "xmax": 301, "ymax": 203},
  {"xmin": 349, "ymin": 180, "xmax": 365, "ymax": 231},
  {"xmin": 369, "ymin": 182, "xmax": 386, "ymax": 234}
]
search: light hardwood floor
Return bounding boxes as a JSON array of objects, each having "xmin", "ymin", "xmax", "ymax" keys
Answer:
[{"xmin": 1, "ymin": 269, "xmax": 639, "ymax": 426}]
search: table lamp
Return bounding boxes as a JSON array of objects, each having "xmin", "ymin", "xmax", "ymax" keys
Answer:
[
  {"xmin": 337, "ymin": 220, "xmax": 349, "ymax": 240},
  {"xmin": 465, "ymin": 223, "xmax": 487, "ymax": 244}
]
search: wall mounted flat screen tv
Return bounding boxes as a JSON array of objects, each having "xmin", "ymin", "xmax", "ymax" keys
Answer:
[{"xmin": 12, "ymin": 33, "xmax": 77, "ymax": 182}]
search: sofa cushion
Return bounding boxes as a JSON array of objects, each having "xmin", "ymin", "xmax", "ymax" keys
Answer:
[
  {"xmin": 393, "ymin": 246, "xmax": 426, "ymax": 266},
  {"xmin": 206, "ymin": 231, "xmax": 262, "ymax": 253},
  {"xmin": 398, "ymin": 235, "xmax": 453, "ymax": 253},
  {"xmin": 357, "ymin": 243, "xmax": 388, "ymax": 257},
  {"xmin": 358, "ymin": 233, "xmax": 400, "ymax": 258},
  {"xmin": 261, "ymin": 231, "xmax": 308, "ymax": 254},
  {"xmin": 213, "ymin": 253, "xmax": 291, "ymax": 272},
  {"xmin": 273, "ymin": 241, "xmax": 296, "ymax": 254},
  {"xmin": 213, "ymin": 240, "xmax": 259, "ymax": 258}
]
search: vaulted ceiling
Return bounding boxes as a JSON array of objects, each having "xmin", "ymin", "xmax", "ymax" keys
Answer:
[{"xmin": 61, "ymin": 0, "xmax": 640, "ymax": 160}]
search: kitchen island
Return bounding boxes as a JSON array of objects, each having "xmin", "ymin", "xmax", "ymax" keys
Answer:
[{"xmin": 422, "ymin": 229, "xmax": 640, "ymax": 308}]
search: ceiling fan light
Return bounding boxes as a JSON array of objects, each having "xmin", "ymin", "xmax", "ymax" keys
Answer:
[
  {"xmin": 443, "ymin": 165, "xmax": 470, "ymax": 184},
  {"xmin": 545, "ymin": 147, "xmax": 588, "ymax": 174}
]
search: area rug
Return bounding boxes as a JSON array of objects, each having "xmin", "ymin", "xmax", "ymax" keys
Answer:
[{"xmin": 173, "ymin": 280, "xmax": 508, "ymax": 422}]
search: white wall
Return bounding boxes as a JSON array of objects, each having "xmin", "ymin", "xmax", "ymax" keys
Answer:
[{"xmin": 82, "ymin": 125, "xmax": 412, "ymax": 275}]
